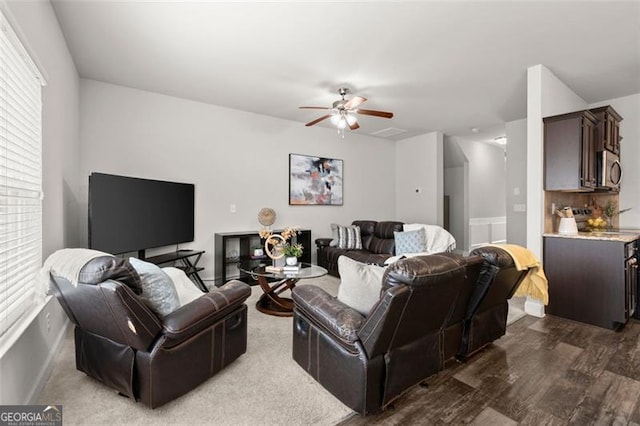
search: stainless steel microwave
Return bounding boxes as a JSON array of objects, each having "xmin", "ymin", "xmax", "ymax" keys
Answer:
[{"xmin": 597, "ymin": 150, "xmax": 622, "ymax": 191}]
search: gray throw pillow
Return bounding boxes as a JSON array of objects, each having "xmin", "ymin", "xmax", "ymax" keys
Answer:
[
  {"xmin": 330, "ymin": 224, "xmax": 362, "ymax": 249},
  {"xmin": 394, "ymin": 228, "xmax": 427, "ymax": 255},
  {"xmin": 337, "ymin": 256, "xmax": 385, "ymax": 316},
  {"xmin": 129, "ymin": 257, "xmax": 180, "ymax": 317}
]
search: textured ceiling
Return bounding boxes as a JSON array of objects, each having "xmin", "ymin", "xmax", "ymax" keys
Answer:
[{"xmin": 50, "ymin": 1, "xmax": 640, "ymax": 140}]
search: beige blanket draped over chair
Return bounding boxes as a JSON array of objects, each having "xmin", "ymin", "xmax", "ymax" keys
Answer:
[{"xmin": 482, "ymin": 243, "xmax": 549, "ymax": 305}]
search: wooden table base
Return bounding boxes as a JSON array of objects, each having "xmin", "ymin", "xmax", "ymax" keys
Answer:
[
  {"xmin": 255, "ymin": 275, "xmax": 298, "ymax": 317},
  {"xmin": 256, "ymin": 295, "xmax": 294, "ymax": 317}
]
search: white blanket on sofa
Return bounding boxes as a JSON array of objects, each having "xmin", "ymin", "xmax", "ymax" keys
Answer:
[
  {"xmin": 385, "ymin": 224, "xmax": 457, "ymax": 265},
  {"xmin": 404, "ymin": 223, "xmax": 456, "ymax": 253},
  {"xmin": 36, "ymin": 248, "xmax": 109, "ymax": 301}
]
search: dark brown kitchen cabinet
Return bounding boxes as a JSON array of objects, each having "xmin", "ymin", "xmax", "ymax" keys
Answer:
[
  {"xmin": 590, "ymin": 105, "xmax": 623, "ymax": 155},
  {"xmin": 544, "ymin": 110, "xmax": 598, "ymax": 191},
  {"xmin": 544, "ymin": 236, "xmax": 638, "ymax": 330}
]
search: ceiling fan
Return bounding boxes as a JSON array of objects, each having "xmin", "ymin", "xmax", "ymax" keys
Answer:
[{"xmin": 299, "ymin": 88, "xmax": 394, "ymax": 135}]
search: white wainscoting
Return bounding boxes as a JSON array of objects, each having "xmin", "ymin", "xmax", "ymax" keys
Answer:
[{"xmin": 469, "ymin": 216, "xmax": 507, "ymax": 250}]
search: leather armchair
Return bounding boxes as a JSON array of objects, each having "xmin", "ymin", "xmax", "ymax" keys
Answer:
[
  {"xmin": 50, "ymin": 268, "xmax": 251, "ymax": 408},
  {"xmin": 456, "ymin": 246, "xmax": 528, "ymax": 360},
  {"xmin": 291, "ymin": 253, "xmax": 481, "ymax": 414}
]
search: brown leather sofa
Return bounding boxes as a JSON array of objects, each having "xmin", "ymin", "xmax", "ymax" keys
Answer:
[
  {"xmin": 315, "ymin": 220, "xmax": 404, "ymax": 277},
  {"xmin": 292, "ymin": 246, "xmax": 526, "ymax": 414},
  {"xmin": 291, "ymin": 252, "xmax": 484, "ymax": 414},
  {"xmin": 49, "ymin": 256, "xmax": 251, "ymax": 408}
]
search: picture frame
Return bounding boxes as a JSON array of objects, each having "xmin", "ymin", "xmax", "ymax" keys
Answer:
[{"xmin": 289, "ymin": 154, "xmax": 343, "ymax": 205}]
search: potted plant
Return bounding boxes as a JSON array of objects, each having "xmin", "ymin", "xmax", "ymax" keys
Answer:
[{"xmin": 283, "ymin": 243, "xmax": 303, "ymax": 266}]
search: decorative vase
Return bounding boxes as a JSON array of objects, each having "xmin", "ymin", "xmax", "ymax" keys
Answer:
[{"xmin": 285, "ymin": 256, "xmax": 298, "ymax": 266}]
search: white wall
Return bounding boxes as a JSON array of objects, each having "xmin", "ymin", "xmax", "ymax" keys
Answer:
[
  {"xmin": 589, "ymin": 93, "xmax": 640, "ymax": 228},
  {"xmin": 0, "ymin": 0, "xmax": 80, "ymax": 404},
  {"xmin": 506, "ymin": 118, "xmax": 527, "ymax": 246},
  {"xmin": 444, "ymin": 165, "xmax": 466, "ymax": 250},
  {"xmin": 445, "ymin": 137, "xmax": 506, "ymax": 253},
  {"xmin": 395, "ymin": 132, "xmax": 443, "ymax": 225},
  {"xmin": 526, "ymin": 64, "xmax": 587, "ymax": 258},
  {"xmin": 469, "ymin": 217, "xmax": 507, "ymax": 250},
  {"xmin": 79, "ymin": 79, "xmax": 397, "ymax": 278},
  {"xmin": 455, "ymin": 139, "xmax": 506, "ymax": 219}
]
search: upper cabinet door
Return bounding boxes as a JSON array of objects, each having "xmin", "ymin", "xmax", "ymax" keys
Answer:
[
  {"xmin": 590, "ymin": 105, "xmax": 623, "ymax": 155},
  {"xmin": 581, "ymin": 117, "xmax": 597, "ymax": 189},
  {"xmin": 544, "ymin": 110, "xmax": 598, "ymax": 191}
]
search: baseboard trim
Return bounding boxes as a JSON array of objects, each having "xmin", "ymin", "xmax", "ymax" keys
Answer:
[
  {"xmin": 26, "ymin": 319, "xmax": 71, "ymax": 404},
  {"xmin": 524, "ymin": 297, "xmax": 546, "ymax": 318}
]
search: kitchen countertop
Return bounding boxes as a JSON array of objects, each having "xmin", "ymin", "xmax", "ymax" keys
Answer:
[{"xmin": 544, "ymin": 229, "xmax": 640, "ymax": 243}]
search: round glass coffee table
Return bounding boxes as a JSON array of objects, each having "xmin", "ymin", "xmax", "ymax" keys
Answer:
[{"xmin": 238, "ymin": 261, "xmax": 328, "ymax": 317}]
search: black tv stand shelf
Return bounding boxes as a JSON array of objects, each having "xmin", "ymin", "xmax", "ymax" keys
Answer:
[
  {"xmin": 145, "ymin": 249, "xmax": 208, "ymax": 292},
  {"xmin": 215, "ymin": 230, "xmax": 311, "ymax": 285}
]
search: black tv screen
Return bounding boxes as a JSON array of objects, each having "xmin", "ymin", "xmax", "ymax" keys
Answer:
[{"xmin": 89, "ymin": 173, "xmax": 195, "ymax": 255}]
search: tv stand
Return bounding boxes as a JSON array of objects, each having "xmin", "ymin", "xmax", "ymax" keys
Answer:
[{"xmin": 145, "ymin": 249, "xmax": 208, "ymax": 292}]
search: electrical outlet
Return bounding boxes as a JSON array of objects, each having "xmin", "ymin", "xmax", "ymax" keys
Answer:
[
  {"xmin": 230, "ymin": 204, "xmax": 237, "ymax": 213},
  {"xmin": 514, "ymin": 204, "xmax": 526, "ymax": 212}
]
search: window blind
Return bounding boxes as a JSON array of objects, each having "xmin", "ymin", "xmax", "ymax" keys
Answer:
[{"xmin": 0, "ymin": 9, "xmax": 43, "ymax": 338}]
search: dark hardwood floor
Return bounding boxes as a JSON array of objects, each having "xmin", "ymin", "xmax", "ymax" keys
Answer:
[{"xmin": 340, "ymin": 314, "xmax": 640, "ymax": 425}]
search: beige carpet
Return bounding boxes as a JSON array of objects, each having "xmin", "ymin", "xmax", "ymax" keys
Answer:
[
  {"xmin": 37, "ymin": 276, "xmax": 527, "ymax": 425},
  {"xmin": 37, "ymin": 275, "xmax": 352, "ymax": 426}
]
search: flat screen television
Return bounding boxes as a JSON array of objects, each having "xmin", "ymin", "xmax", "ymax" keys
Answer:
[{"xmin": 89, "ymin": 172, "xmax": 195, "ymax": 257}]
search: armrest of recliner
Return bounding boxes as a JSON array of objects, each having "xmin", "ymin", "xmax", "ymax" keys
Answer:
[
  {"xmin": 315, "ymin": 238, "xmax": 333, "ymax": 248},
  {"xmin": 161, "ymin": 280, "xmax": 251, "ymax": 345},
  {"xmin": 292, "ymin": 285, "xmax": 365, "ymax": 344}
]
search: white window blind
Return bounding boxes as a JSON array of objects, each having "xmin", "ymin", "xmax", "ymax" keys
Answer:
[{"xmin": 0, "ymin": 9, "xmax": 44, "ymax": 338}]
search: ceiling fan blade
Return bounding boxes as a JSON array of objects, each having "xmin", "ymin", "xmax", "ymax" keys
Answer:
[
  {"xmin": 349, "ymin": 120, "xmax": 360, "ymax": 131},
  {"xmin": 344, "ymin": 96, "xmax": 367, "ymax": 110},
  {"xmin": 357, "ymin": 109, "xmax": 394, "ymax": 119},
  {"xmin": 305, "ymin": 114, "xmax": 332, "ymax": 126},
  {"xmin": 299, "ymin": 106, "xmax": 330, "ymax": 110}
]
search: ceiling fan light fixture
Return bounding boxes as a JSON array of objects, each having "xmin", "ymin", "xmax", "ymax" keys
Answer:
[{"xmin": 300, "ymin": 87, "xmax": 393, "ymax": 137}]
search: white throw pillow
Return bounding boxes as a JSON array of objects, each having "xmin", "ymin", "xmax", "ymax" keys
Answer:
[
  {"xmin": 337, "ymin": 256, "xmax": 385, "ymax": 316},
  {"xmin": 162, "ymin": 267, "xmax": 203, "ymax": 306}
]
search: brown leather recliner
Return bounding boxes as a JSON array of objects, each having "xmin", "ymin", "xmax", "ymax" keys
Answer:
[
  {"xmin": 456, "ymin": 246, "xmax": 528, "ymax": 360},
  {"xmin": 49, "ymin": 258, "xmax": 251, "ymax": 408},
  {"xmin": 291, "ymin": 253, "xmax": 483, "ymax": 414}
]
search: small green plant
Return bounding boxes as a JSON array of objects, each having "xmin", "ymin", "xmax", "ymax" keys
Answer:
[{"xmin": 283, "ymin": 243, "xmax": 303, "ymax": 258}]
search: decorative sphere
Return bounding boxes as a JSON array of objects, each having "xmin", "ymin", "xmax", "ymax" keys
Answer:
[{"xmin": 258, "ymin": 208, "xmax": 276, "ymax": 226}]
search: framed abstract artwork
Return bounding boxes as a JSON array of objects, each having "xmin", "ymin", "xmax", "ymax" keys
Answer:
[{"xmin": 289, "ymin": 154, "xmax": 343, "ymax": 205}]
